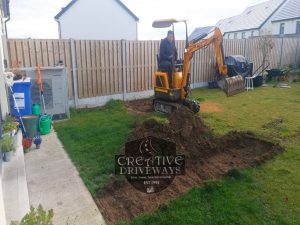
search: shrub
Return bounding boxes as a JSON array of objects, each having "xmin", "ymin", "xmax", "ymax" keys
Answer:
[
  {"xmin": 1, "ymin": 136, "xmax": 14, "ymax": 152},
  {"xmin": 10, "ymin": 205, "xmax": 54, "ymax": 225},
  {"xmin": 3, "ymin": 115, "xmax": 18, "ymax": 133}
]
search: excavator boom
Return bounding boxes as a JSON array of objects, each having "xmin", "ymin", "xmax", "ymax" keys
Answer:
[{"xmin": 181, "ymin": 27, "xmax": 244, "ymax": 98}]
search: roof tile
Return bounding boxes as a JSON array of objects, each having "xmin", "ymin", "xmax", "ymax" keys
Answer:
[
  {"xmin": 216, "ymin": 0, "xmax": 285, "ymax": 33},
  {"xmin": 272, "ymin": 0, "xmax": 300, "ymax": 21}
]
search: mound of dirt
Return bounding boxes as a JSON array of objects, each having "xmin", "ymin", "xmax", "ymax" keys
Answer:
[{"xmin": 97, "ymin": 106, "xmax": 283, "ymax": 225}]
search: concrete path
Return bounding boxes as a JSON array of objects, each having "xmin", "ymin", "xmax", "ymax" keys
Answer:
[{"xmin": 25, "ymin": 131, "xmax": 106, "ymax": 225}]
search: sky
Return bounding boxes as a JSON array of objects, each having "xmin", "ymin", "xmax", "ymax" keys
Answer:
[{"xmin": 7, "ymin": 0, "xmax": 266, "ymax": 40}]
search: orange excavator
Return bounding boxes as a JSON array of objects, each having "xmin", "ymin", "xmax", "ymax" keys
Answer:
[{"xmin": 153, "ymin": 19, "xmax": 246, "ymax": 114}]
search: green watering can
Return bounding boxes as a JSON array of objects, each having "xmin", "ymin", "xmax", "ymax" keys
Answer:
[
  {"xmin": 32, "ymin": 104, "xmax": 40, "ymax": 115},
  {"xmin": 39, "ymin": 114, "xmax": 52, "ymax": 135}
]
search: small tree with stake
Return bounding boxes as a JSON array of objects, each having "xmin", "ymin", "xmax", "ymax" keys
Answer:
[{"xmin": 258, "ymin": 30, "xmax": 274, "ymax": 83}]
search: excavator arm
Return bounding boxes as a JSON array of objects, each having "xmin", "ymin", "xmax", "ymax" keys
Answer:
[{"xmin": 181, "ymin": 27, "xmax": 227, "ymax": 99}]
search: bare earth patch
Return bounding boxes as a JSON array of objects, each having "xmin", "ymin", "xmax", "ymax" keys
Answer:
[
  {"xmin": 125, "ymin": 98, "xmax": 153, "ymax": 115},
  {"xmin": 95, "ymin": 106, "xmax": 283, "ymax": 225},
  {"xmin": 200, "ymin": 101, "xmax": 222, "ymax": 113}
]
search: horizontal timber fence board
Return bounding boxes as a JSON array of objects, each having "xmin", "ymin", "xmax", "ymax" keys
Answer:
[{"xmin": 8, "ymin": 36, "xmax": 300, "ymax": 102}]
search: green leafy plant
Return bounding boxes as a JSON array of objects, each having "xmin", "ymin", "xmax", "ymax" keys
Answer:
[
  {"xmin": 3, "ymin": 122, "xmax": 18, "ymax": 133},
  {"xmin": 1, "ymin": 136, "xmax": 14, "ymax": 152},
  {"xmin": 280, "ymin": 64, "xmax": 291, "ymax": 74},
  {"xmin": 10, "ymin": 205, "xmax": 54, "ymax": 225},
  {"xmin": 3, "ymin": 115, "xmax": 18, "ymax": 133}
]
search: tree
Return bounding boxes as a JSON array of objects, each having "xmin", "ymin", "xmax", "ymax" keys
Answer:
[{"xmin": 258, "ymin": 30, "xmax": 274, "ymax": 76}]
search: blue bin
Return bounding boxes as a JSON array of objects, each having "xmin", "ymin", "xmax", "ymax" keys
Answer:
[{"xmin": 10, "ymin": 78, "xmax": 32, "ymax": 117}]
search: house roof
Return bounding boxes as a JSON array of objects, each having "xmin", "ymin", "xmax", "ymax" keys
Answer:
[
  {"xmin": 188, "ymin": 26, "xmax": 214, "ymax": 42},
  {"xmin": 216, "ymin": 0, "xmax": 286, "ymax": 33},
  {"xmin": 272, "ymin": 0, "xmax": 300, "ymax": 22},
  {"xmin": 54, "ymin": 0, "xmax": 139, "ymax": 21},
  {"xmin": 0, "ymin": 0, "xmax": 10, "ymax": 18}
]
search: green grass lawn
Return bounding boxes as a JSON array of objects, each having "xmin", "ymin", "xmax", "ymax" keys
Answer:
[
  {"xmin": 55, "ymin": 83, "xmax": 300, "ymax": 224},
  {"xmin": 192, "ymin": 84, "xmax": 300, "ymax": 139},
  {"xmin": 54, "ymin": 101, "xmax": 143, "ymax": 195}
]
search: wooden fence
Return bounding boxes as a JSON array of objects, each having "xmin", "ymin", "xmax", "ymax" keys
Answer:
[{"xmin": 8, "ymin": 36, "xmax": 300, "ymax": 100}]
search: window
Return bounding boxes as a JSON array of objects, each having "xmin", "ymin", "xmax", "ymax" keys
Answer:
[
  {"xmin": 251, "ymin": 31, "xmax": 255, "ymax": 37},
  {"xmin": 228, "ymin": 33, "xmax": 230, "ymax": 39},
  {"xmin": 242, "ymin": 32, "xmax": 246, "ymax": 39},
  {"xmin": 296, "ymin": 21, "xmax": 300, "ymax": 34},
  {"xmin": 279, "ymin": 23, "xmax": 285, "ymax": 35},
  {"xmin": 234, "ymin": 33, "xmax": 237, "ymax": 39}
]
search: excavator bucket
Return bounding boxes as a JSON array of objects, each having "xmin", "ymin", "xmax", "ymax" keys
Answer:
[{"xmin": 224, "ymin": 75, "xmax": 245, "ymax": 96}]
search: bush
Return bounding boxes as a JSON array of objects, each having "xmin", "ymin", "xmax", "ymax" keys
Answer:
[
  {"xmin": 10, "ymin": 205, "xmax": 54, "ymax": 225},
  {"xmin": 0, "ymin": 136, "xmax": 14, "ymax": 152},
  {"xmin": 3, "ymin": 115, "xmax": 18, "ymax": 134}
]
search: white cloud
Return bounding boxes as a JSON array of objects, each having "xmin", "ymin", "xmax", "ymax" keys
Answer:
[{"xmin": 7, "ymin": 0, "xmax": 267, "ymax": 39}]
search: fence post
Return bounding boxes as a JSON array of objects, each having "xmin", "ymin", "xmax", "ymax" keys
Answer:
[
  {"xmin": 243, "ymin": 38, "xmax": 247, "ymax": 58},
  {"xmin": 121, "ymin": 40, "xmax": 127, "ymax": 101},
  {"xmin": 279, "ymin": 37, "xmax": 284, "ymax": 67},
  {"xmin": 295, "ymin": 35, "xmax": 300, "ymax": 69},
  {"xmin": 70, "ymin": 39, "xmax": 79, "ymax": 108}
]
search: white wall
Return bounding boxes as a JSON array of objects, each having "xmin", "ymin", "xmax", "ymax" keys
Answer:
[
  {"xmin": 0, "ymin": 10, "xmax": 7, "ymax": 225},
  {"xmin": 0, "ymin": 17, "xmax": 8, "ymax": 120},
  {"xmin": 272, "ymin": 19, "xmax": 300, "ymax": 35},
  {"xmin": 58, "ymin": 0, "xmax": 138, "ymax": 40},
  {"xmin": 224, "ymin": 29, "xmax": 259, "ymax": 39}
]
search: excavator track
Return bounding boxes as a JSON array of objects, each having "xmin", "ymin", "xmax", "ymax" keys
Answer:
[
  {"xmin": 153, "ymin": 99, "xmax": 179, "ymax": 114},
  {"xmin": 153, "ymin": 99, "xmax": 200, "ymax": 114}
]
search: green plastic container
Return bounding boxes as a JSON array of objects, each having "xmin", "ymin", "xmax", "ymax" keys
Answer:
[
  {"xmin": 39, "ymin": 115, "xmax": 52, "ymax": 135},
  {"xmin": 22, "ymin": 115, "xmax": 39, "ymax": 138},
  {"xmin": 32, "ymin": 104, "xmax": 40, "ymax": 115}
]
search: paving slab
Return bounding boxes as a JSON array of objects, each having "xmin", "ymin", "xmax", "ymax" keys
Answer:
[{"xmin": 25, "ymin": 130, "xmax": 106, "ymax": 225}]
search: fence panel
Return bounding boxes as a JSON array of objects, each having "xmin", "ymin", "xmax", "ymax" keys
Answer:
[
  {"xmin": 223, "ymin": 39, "xmax": 245, "ymax": 56},
  {"xmin": 8, "ymin": 39, "xmax": 74, "ymax": 98},
  {"xmin": 8, "ymin": 36, "xmax": 300, "ymax": 101},
  {"xmin": 281, "ymin": 37, "xmax": 298, "ymax": 67},
  {"xmin": 245, "ymin": 38, "xmax": 263, "ymax": 72},
  {"xmin": 269, "ymin": 38, "xmax": 283, "ymax": 69}
]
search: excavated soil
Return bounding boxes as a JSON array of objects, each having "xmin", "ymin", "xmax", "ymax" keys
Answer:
[{"xmin": 96, "ymin": 105, "xmax": 283, "ymax": 225}]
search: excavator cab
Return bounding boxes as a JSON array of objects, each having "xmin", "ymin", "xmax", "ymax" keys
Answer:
[
  {"xmin": 153, "ymin": 19, "xmax": 186, "ymax": 95},
  {"xmin": 152, "ymin": 19, "xmax": 200, "ymax": 114}
]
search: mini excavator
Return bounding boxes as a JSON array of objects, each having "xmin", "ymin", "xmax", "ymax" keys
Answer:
[{"xmin": 152, "ymin": 19, "xmax": 247, "ymax": 114}]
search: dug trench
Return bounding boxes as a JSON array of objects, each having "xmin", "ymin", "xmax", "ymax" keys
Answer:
[{"xmin": 96, "ymin": 103, "xmax": 283, "ymax": 225}]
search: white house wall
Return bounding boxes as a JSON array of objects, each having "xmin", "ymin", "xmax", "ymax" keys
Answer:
[
  {"xmin": 58, "ymin": 0, "xmax": 138, "ymax": 40},
  {"xmin": 0, "ymin": 17, "xmax": 8, "ymax": 120},
  {"xmin": 272, "ymin": 19, "xmax": 300, "ymax": 35},
  {"xmin": 0, "ymin": 10, "xmax": 8, "ymax": 225},
  {"xmin": 224, "ymin": 30, "xmax": 260, "ymax": 39}
]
